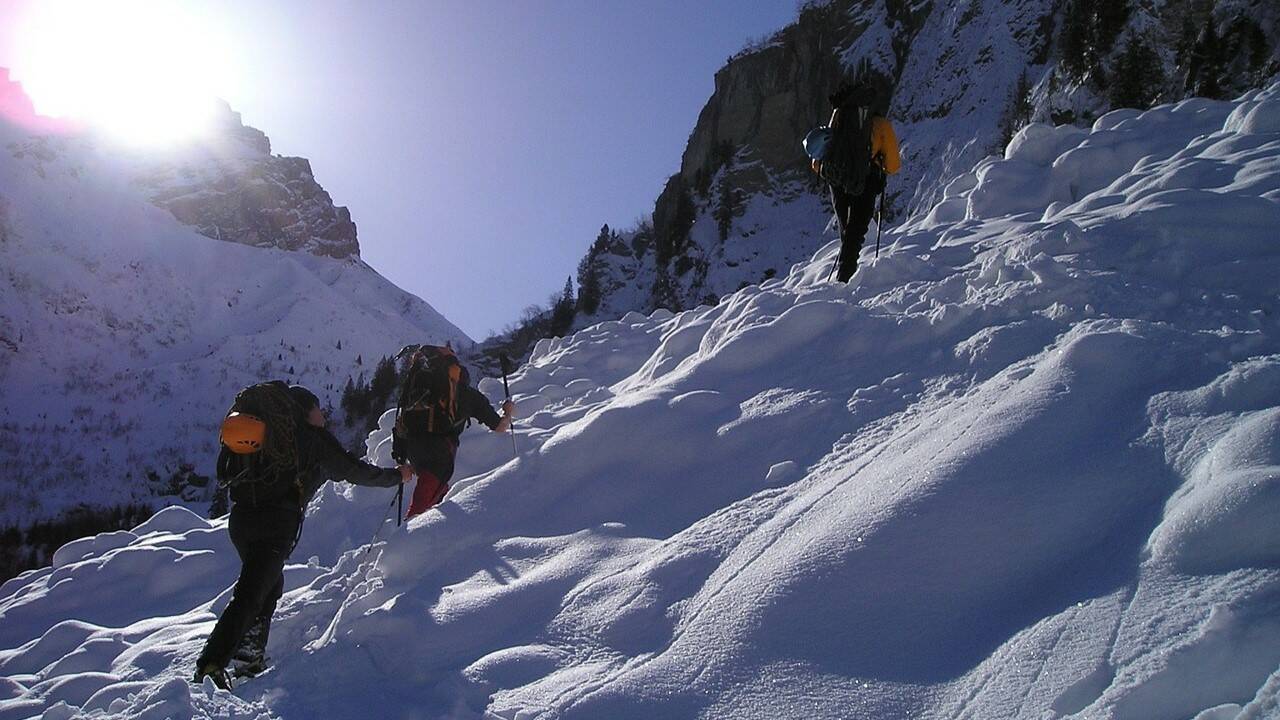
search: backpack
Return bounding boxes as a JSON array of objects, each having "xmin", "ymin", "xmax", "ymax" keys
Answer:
[
  {"xmin": 394, "ymin": 345, "xmax": 471, "ymax": 438},
  {"xmin": 818, "ymin": 88, "xmax": 876, "ymax": 196},
  {"xmin": 217, "ymin": 380, "xmax": 304, "ymax": 488}
]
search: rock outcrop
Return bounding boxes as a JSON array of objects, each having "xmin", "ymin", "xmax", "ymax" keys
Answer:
[{"xmin": 129, "ymin": 101, "xmax": 361, "ymax": 259}]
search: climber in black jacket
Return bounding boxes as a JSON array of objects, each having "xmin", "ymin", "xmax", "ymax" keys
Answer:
[{"xmin": 194, "ymin": 385, "xmax": 411, "ymax": 689}]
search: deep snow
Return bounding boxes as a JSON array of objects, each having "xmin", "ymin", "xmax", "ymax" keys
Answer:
[{"xmin": 2, "ymin": 84, "xmax": 1280, "ymax": 719}]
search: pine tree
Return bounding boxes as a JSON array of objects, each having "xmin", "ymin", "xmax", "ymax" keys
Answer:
[
  {"xmin": 1220, "ymin": 16, "xmax": 1271, "ymax": 91},
  {"xmin": 998, "ymin": 70, "xmax": 1035, "ymax": 151},
  {"xmin": 369, "ymin": 355, "xmax": 399, "ymax": 410},
  {"xmin": 340, "ymin": 375, "xmax": 357, "ymax": 417},
  {"xmin": 577, "ymin": 246, "xmax": 602, "ymax": 316},
  {"xmin": 1176, "ymin": 15, "xmax": 1199, "ymax": 68},
  {"xmin": 581, "ymin": 222, "xmax": 609, "ymax": 315},
  {"xmin": 693, "ymin": 167, "xmax": 711, "ymax": 198},
  {"xmin": 713, "ymin": 139, "xmax": 735, "ymax": 169},
  {"xmin": 715, "ymin": 176, "xmax": 738, "ymax": 243},
  {"xmin": 1110, "ymin": 36, "xmax": 1164, "ymax": 109},
  {"xmin": 1186, "ymin": 20, "xmax": 1223, "ymax": 98},
  {"xmin": 551, "ymin": 276, "xmax": 576, "ymax": 335},
  {"xmin": 675, "ymin": 185, "xmax": 696, "ymax": 241},
  {"xmin": 1093, "ymin": 0, "xmax": 1130, "ymax": 56},
  {"xmin": 1060, "ymin": 0, "xmax": 1094, "ymax": 80},
  {"xmin": 1242, "ymin": 20, "xmax": 1268, "ymax": 74},
  {"xmin": 562, "ymin": 276, "xmax": 574, "ymax": 305},
  {"xmin": 650, "ymin": 266, "xmax": 681, "ymax": 312},
  {"xmin": 1059, "ymin": 0, "xmax": 1130, "ymax": 83}
]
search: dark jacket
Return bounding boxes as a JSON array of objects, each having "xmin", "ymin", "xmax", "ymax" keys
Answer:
[
  {"xmin": 457, "ymin": 385, "xmax": 504, "ymax": 435},
  {"xmin": 399, "ymin": 383, "xmax": 503, "ymax": 440},
  {"xmin": 218, "ymin": 423, "xmax": 400, "ymax": 514}
]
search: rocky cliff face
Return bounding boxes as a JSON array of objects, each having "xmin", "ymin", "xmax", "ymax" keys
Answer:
[
  {"xmin": 574, "ymin": 0, "xmax": 1278, "ymax": 322},
  {"xmin": 679, "ymin": 4, "xmax": 852, "ymax": 186},
  {"xmin": 127, "ymin": 101, "xmax": 361, "ymax": 259}
]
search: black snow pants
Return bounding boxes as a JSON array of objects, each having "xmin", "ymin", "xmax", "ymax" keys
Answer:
[
  {"xmin": 198, "ymin": 505, "xmax": 301, "ymax": 669},
  {"xmin": 831, "ymin": 170, "xmax": 885, "ymax": 282}
]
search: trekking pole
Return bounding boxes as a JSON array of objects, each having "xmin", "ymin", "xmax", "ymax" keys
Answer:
[
  {"xmin": 875, "ymin": 189, "xmax": 885, "ymax": 259},
  {"xmin": 362, "ymin": 490, "xmax": 400, "ymax": 560},
  {"xmin": 396, "ymin": 483, "xmax": 403, "ymax": 527},
  {"xmin": 825, "ymin": 199, "xmax": 840, "ymax": 282},
  {"xmin": 499, "ymin": 353, "xmax": 518, "ymax": 457}
]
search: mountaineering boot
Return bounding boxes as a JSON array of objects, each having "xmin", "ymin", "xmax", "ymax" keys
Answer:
[
  {"xmin": 230, "ymin": 653, "xmax": 268, "ymax": 679},
  {"xmin": 193, "ymin": 662, "xmax": 232, "ymax": 690},
  {"xmin": 230, "ymin": 614, "xmax": 270, "ymax": 678}
]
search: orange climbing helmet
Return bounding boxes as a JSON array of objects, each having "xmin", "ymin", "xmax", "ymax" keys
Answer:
[{"xmin": 220, "ymin": 412, "xmax": 267, "ymax": 454}]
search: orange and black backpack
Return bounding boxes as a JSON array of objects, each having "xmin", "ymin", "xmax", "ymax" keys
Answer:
[
  {"xmin": 216, "ymin": 380, "xmax": 305, "ymax": 489},
  {"xmin": 819, "ymin": 83, "xmax": 877, "ymax": 196},
  {"xmin": 394, "ymin": 345, "xmax": 471, "ymax": 439}
]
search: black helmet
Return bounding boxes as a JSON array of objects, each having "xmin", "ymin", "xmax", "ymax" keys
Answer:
[
  {"xmin": 830, "ymin": 81, "xmax": 877, "ymax": 109},
  {"xmin": 288, "ymin": 385, "xmax": 320, "ymax": 412}
]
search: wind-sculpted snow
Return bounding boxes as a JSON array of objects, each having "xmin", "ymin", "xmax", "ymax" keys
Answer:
[{"xmin": 3, "ymin": 85, "xmax": 1280, "ymax": 719}]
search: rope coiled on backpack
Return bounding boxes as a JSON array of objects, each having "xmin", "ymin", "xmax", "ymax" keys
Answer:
[
  {"xmin": 223, "ymin": 382, "xmax": 302, "ymax": 489},
  {"xmin": 252, "ymin": 385, "xmax": 300, "ymax": 474}
]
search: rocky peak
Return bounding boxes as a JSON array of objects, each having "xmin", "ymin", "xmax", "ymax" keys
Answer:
[
  {"xmin": 0, "ymin": 76, "xmax": 357, "ymax": 259},
  {"xmin": 128, "ymin": 99, "xmax": 360, "ymax": 259},
  {"xmin": 206, "ymin": 99, "xmax": 272, "ymax": 155}
]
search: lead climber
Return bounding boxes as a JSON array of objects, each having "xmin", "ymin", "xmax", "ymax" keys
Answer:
[
  {"xmin": 390, "ymin": 344, "xmax": 515, "ymax": 518},
  {"xmin": 804, "ymin": 80, "xmax": 901, "ymax": 282}
]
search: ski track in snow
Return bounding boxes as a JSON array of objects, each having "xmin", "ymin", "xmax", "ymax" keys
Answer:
[{"xmin": 3, "ymin": 85, "xmax": 1280, "ymax": 719}]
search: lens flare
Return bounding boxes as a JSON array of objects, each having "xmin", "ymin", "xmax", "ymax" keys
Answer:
[{"xmin": 13, "ymin": 0, "xmax": 234, "ymax": 146}]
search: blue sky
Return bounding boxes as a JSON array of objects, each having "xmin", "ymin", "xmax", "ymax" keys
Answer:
[{"xmin": 3, "ymin": 1, "xmax": 799, "ymax": 338}]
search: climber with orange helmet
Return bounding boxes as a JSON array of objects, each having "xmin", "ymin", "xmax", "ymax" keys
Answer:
[{"xmin": 195, "ymin": 382, "xmax": 412, "ymax": 689}]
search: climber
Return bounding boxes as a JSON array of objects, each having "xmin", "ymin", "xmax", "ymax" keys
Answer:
[
  {"xmin": 805, "ymin": 80, "xmax": 901, "ymax": 282},
  {"xmin": 391, "ymin": 344, "xmax": 515, "ymax": 518},
  {"xmin": 194, "ymin": 383, "xmax": 412, "ymax": 689}
]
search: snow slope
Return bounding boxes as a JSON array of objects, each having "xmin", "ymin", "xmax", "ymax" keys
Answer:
[
  {"xmin": 2, "ymin": 84, "xmax": 1280, "ymax": 719},
  {"xmin": 0, "ymin": 118, "xmax": 469, "ymax": 524}
]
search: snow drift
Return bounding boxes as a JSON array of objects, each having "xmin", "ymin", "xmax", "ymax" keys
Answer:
[{"xmin": 2, "ymin": 84, "xmax": 1280, "ymax": 719}]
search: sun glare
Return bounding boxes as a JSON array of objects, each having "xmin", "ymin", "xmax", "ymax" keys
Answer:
[{"xmin": 14, "ymin": 0, "xmax": 234, "ymax": 146}]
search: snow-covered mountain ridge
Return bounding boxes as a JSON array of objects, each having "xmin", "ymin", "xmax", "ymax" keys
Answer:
[
  {"xmin": 2, "ymin": 81, "xmax": 1277, "ymax": 719},
  {"xmin": 575, "ymin": 0, "xmax": 1279, "ymax": 324},
  {"xmin": 0, "ymin": 105, "xmax": 470, "ymax": 528}
]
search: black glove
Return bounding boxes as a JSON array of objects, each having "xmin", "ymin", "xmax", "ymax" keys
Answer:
[{"xmin": 391, "ymin": 432, "xmax": 406, "ymax": 464}]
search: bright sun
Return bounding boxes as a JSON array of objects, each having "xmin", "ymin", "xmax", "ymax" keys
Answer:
[{"xmin": 14, "ymin": 0, "xmax": 234, "ymax": 146}]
